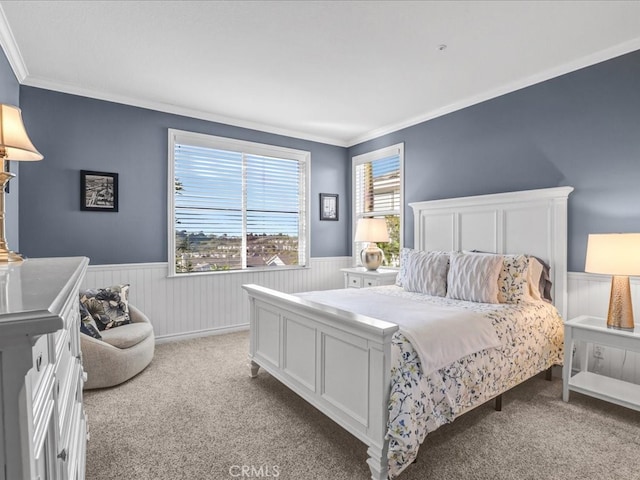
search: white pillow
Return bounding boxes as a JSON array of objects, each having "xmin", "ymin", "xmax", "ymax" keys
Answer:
[
  {"xmin": 446, "ymin": 252, "xmax": 503, "ymax": 303},
  {"xmin": 526, "ymin": 256, "xmax": 544, "ymax": 301},
  {"xmin": 396, "ymin": 248, "xmax": 448, "ymax": 287},
  {"xmin": 402, "ymin": 250, "xmax": 449, "ymax": 297}
]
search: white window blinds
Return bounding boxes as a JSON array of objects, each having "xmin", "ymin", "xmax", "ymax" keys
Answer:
[
  {"xmin": 354, "ymin": 155, "xmax": 402, "ymax": 217},
  {"xmin": 169, "ymin": 130, "xmax": 309, "ymax": 275},
  {"xmin": 353, "ymin": 144, "xmax": 403, "ymax": 267}
]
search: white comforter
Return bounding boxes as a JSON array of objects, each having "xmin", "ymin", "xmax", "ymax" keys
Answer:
[{"xmin": 296, "ymin": 288, "xmax": 501, "ymax": 377}]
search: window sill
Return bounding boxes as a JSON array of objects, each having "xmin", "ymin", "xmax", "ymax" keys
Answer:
[{"xmin": 168, "ymin": 264, "xmax": 310, "ymax": 278}]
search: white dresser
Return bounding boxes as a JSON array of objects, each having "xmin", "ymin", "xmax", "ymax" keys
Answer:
[{"xmin": 0, "ymin": 257, "xmax": 89, "ymax": 480}]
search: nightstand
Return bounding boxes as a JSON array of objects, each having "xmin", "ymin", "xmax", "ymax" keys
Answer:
[
  {"xmin": 563, "ymin": 315, "xmax": 640, "ymax": 411},
  {"xmin": 340, "ymin": 267, "xmax": 398, "ymax": 289}
]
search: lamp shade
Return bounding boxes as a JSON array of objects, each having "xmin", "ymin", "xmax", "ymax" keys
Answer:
[
  {"xmin": 585, "ymin": 233, "xmax": 640, "ymax": 276},
  {"xmin": 354, "ymin": 218, "xmax": 390, "ymax": 243},
  {"xmin": 0, "ymin": 104, "xmax": 43, "ymax": 161}
]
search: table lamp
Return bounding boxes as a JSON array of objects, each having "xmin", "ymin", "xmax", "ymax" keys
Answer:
[
  {"xmin": 0, "ymin": 104, "xmax": 43, "ymax": 262},
  {"xmin": 354, "ymin": 217, "xmax": 390, "ymax": 271},
  {"xmin": 585, "ymin": 233, "xmax": 640, "ymax": 330}
]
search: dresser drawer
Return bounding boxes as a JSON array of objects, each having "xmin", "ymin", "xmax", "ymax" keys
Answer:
[
  {"xmin": 54, "ymin": 289, "xmax": 78, "ymax": 355},
  {"xmin": 70, "ymin": 410, "xmax": 87, "ymax": 480},
  {"xmin": 60, "ymin": 285, "xmax": 80, "ymax": 329},
  {"xmin": 56, "ymin": 332, "xmax": 78, "ymax": 430},
  {"xmin": 30, "ymin": 334, "xmax": 51, "ymax": 396},
  {"xmin": 32, "ymin": 390, "xmax": 56, "ymax": 480},
  {"xmin": 56, "ymin": 325, "xmax": 73, "ymax": 367},
  {"xmin": 58, "ymin": 386, "xmax": 85, "ymax": 480},
  {"xmin": 346, "ymin": 274, "xmax": 362, "ymax": 288}
]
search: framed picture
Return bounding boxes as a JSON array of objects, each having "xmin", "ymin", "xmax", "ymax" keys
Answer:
[
  {"xmin": 320, "ymin": 193, "xmax": 338, "ymax": 221},
  {"xmin": 80, "ymin": 170, "xmax": 119, "ymax": 212}
]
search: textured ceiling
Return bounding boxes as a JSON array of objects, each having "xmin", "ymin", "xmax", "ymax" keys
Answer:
[{"xmin": 1, "ymin": 1, "xmax": 640, "ymax": 146}]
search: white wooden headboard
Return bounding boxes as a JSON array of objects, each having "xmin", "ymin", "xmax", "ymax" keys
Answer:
[{"xmin": 409, "ymin": 186, "xmax": 574, "ymax": 320}]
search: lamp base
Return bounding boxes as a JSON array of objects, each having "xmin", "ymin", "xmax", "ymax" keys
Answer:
[
  {"xmin": 0, "ymin": 170, "xmax": 22, "ymax": 263},
  {"xmin": 0, "ymin": 170, "xmax": 21, "ymax": 263},
  {"xmin": 0, "ymin": 248, "xmax": 23, "ymax": 262},
  {"xmin": 607, "ymin": 275, "xmax": 634, "ymax": 330},
  {"xmin": 360, "ymin": 243, "xmax": 384, "ymax": 271}
]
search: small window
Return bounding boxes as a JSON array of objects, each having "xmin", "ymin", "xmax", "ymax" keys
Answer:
[
  {"xmin": 168, "ymin": 129, "xmax": 310, "ymax": 276},
  {"xmin": 352, "ymin": 143, "xmax": 403, "ymax": 267}
]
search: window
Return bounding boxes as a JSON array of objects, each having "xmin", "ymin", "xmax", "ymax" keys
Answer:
[
  {"xmin": 168, "ymin": 129, "xmax": 310, "ymax": 276},
  {"xmin": 352, "ymin": 143, "xmax": 403, "ymax": 267}
]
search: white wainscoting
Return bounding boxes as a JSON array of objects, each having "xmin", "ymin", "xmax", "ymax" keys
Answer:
[
  {"xmin": 83, "ymin": 256, "xmax": 352, "ymax": 342},
  {"xmin": 568, "ymin": 271, "xmax": 640, "ymax": 384},
  {"xmin": 82, "ymin": 264, "xmax": 640, "ymax": 383}
]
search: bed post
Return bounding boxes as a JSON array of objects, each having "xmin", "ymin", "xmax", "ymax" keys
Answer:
[
  {"xmin": 249, "ymin": 359, "xmax": 260, "ymax": 378},
  {"xmin": 367, "ymin": 443, "xmax": 389, "ymax": 480},
  {"xmin": 366, "ymin": 336, "xmax": 393, "ymax": 480},
  {"xmin": 545, "ymin": 366, "xmax": 553, "ymax": 381},
  {"xmin": 247, "ymin": 293, "xmax": 261, "ymax": 378}
]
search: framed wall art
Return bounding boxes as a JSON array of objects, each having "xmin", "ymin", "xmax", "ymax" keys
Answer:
[
  {"xmin": 320, "ymin": 193, "xmax": 338, "ymax": 221},
  {"xmin": 80, "ymin": 170, "xmax": 119, "ymax": 212}
]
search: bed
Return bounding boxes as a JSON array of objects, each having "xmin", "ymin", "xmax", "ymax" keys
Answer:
[{"xmin": 242, "ymin": 186, "xmax": 573, "ymax": 479}]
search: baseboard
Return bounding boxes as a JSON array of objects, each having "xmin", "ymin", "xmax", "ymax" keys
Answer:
[{"xmin": 155, "ymin": 323, "xmax": 250, "ymax": 344}]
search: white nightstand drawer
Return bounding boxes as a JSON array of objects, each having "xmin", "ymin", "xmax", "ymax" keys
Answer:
[
  {"xmin": 363, "ymin": 278, "xmax": 378, "ymax": 288},
  {"xmin": 346, "ymin": 274, "xmax": 362, "ymax": 288},
  {"xmin": 341, "ymin": 267, "xmax": 398, "ymax": 289}
]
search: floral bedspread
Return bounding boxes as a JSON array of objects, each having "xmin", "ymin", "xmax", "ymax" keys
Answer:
[{"xmin": 374, "ymin": 286, "xmax": 564, "ymax": 478}]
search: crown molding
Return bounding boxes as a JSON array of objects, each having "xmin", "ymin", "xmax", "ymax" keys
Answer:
[
  {"xmin": 346, "ymin": 36, "xmax": 640, "ymax": 147},
  {"xmin": 0, "ymin": 4, "xmax": 27, "ymax": 83},
  {"xmin": 21, "ymin": 75, "xmax": 349, "ymax": 148}
]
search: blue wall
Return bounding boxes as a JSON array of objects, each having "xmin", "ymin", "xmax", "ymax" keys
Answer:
[
  {"xmin": 9, "ymin": 48, "xmax": 640, "ymax": 271},
  {"xmin": 0, "ymin": 48, "xmax": 21, "ymax": 251},
  {"xmin": 349, "ymin": 50, "xmax": 640, "ymax": 272},
  {"xmin": 18, "ymin": 88, "xmax": 349, "ymax": 264}
]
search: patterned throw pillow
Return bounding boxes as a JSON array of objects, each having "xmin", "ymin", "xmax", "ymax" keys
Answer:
[
  {"xmin": 497, "ymin": 254, "xmax": 530, "ymax": 304},
  {"xmin": 395, "ymin": 247, "xmax": 413, "ymax": 287},
  {"xmin": 79, "ymin": 301, "xmax": 102, "ymax": 339},
  {"xmin": 79, "ymin": 284, "xmax": 131, "ymax": 331}
]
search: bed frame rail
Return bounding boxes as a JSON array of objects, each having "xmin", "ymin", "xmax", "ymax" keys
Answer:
[{"xmin": 243, "ymin": 283, "xmax": 399, "ymax": 480}]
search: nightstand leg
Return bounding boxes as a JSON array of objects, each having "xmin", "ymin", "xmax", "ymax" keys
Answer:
[{"xmin": 562, "ymin": 326, "xmax": 572, "ymax": 402}]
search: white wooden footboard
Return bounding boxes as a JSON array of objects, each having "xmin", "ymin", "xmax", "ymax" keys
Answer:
[{"xmin": 243, "ymin": 284, "xmax": 399, "ymax": 480}]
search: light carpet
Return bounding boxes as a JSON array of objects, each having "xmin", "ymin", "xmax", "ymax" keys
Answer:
[{"xmin": 84, "ymin": 331, "xmax": 640, "ymax": 480}]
